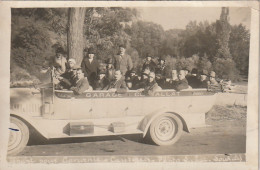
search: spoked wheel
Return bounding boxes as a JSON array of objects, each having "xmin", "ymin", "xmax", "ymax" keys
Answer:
[
  {"xmin": 8, "ymin": 117, "xmax": 29, "ymax": 155},
  {"xmin": 148, "ymin": 113, "xmax": 183, "ymax": 146}
]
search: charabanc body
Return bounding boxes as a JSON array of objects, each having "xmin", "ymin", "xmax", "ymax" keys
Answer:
[{"xmin": 9, "ymin": 86, "xmax": 217, "ymax": 155}]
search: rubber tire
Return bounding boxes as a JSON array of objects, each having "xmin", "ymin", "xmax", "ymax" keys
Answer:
[
  {"xmin": 148, "ymin": 113, "xmax": 183, "ymax": 146},
  {"xmin": 8, "ymin": 117, "xmax": 29, "ymax": 156}
]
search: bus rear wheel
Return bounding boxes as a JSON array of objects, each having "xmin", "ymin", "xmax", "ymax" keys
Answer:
[
  {"xmin": 148, "ymin": 113, "xmax": 183, "ymax": 146},
  {"xmin": 8, "ymin": 117, "xmax": 29, "ymax": 155}
]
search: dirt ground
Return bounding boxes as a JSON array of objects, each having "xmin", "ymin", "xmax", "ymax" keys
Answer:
[{"xmin": 9, "ymin": 104, "xmax": 246, "ymax": 159}]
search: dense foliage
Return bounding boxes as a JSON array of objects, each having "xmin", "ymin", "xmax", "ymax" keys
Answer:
[{"xmin": 11, "ymin": 7, "xmax": 250, "ymax": 86}]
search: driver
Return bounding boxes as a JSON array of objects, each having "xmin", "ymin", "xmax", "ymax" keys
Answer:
[{"xmin": 70, "ymin": 68, "xmax": 92, "ymax": 95}]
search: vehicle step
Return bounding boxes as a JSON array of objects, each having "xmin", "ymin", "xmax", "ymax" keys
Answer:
[
  {"xmin": 63, "ymin": 122, "xmax": 94, "ymax": 136},
  {"xmin": 109, "ymin": 122, "xmax": 125, "ymax": 133}
]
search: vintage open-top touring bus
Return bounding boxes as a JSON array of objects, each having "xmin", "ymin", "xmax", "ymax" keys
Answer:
[{"xmin": 9, "ymin": 84, "xmax": 217, "ymax": 155}]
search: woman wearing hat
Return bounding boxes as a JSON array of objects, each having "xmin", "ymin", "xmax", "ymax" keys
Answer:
[
  {"xmin": 81, "ymin": 47, "xmax": 100, "ymax": 86},
  {"xmin": 142, "ymin": 52, "xmax": 157, "ymax": 72}
]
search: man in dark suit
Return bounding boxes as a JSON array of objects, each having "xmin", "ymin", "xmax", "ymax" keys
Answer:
[
  {"xmin": 114, "ymin": 44, "xmax": 133, "ymax": 76},
  {"xmin": 70, "ymin": 68, "xmax": 91, "ymax": 95},
  {"xmin": 105, "ymin": 70, "xmax": 127, "ymax": 93},
  {"xmin": 92, "ymin": 70, "xmax": 110, "ymax": 90},
  {"xmin": 81, "ymin": 47, "xmax": 100, "ymax": 86},
  {"xmin": 187, "ymin": 68, "xmax": 200, "ymax": 88}
]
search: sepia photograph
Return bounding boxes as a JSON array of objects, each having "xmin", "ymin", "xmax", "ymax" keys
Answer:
[{"xmin": 0, "ymin": 1, "xmax": 259, "ymax": 170}]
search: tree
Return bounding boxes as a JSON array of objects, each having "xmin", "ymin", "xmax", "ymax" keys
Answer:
[
  {"xmin": 130, "ymin": 21, "xmax": 165, "ymax": 59},
  {"xmin": 215, "ymin": 7, "xmax": 231, "ymax": 60},
  {"xmin": 229, "ymin": 24, "xmax": 250, "ymax": 75},
  {"xmin": 67, "ymin": 8, "xmax": 86, "ymax": 64}
]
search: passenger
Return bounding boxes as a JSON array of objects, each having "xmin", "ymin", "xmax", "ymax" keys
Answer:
[
  {"xmin": 70, "ymin": 68, "xmax": 92, "ymax": 95},
  {"xmin": 105, "ymin": 70, "xmax": 127, "ymax": 93},
  {"xmin": 135, "ymin": 69, "xmax": 150, "ymax": 89},
  {"xmin": 142, "ymin": 72, "xmax": 162, "ymax": 96},
  {"xmin": 105, "ymin": 58, "xmax": 115, "ymax": 82},
  {"xmin": 125, "ymin": 76, "xmax": 133, "ymax": 90},
  {"xmin": 81, "ymin": 47, "xmax": 100, "ymax": 86},
  {"xmin": 187, "ymin": 68, "xmax": 200, "ymax": 88},
  {"xmin": 155, "ymin": 56, "xmax": 170, "ymax": 88},
  {"xmin": 114, "ymin": 44, "xmax": 133, "ymax": 76},
  {"xmin": 164, "ymin": 69, "xmax": 179, "ymax": 89},
  {"xmin": 142, "ymin": 52, "xmax": 157, "ymax": 72},
  {"xmin": 183, "ymin": 68, "xmax": 190, "ymax": 79},
  {"xmin": 199, "ymin": 70, "xmax": 209, "ymax": 88},
  {"xmin": 209, "ymin": 71, "xmax": 219, "ymax": 85},
  {"xmin": 52, "ymin": 47, "xmax": 67, "ymax": 76},
  {"xmin": 129, "ymin": 69, "xmax": 139, "ymax": 90},
  {"xmin": 174, "ymin": 70, "xmax": 189, "ymax": 91},
  {"xmin": 92, "ymin": 70, "xmax": 110, "ymax": 90},
  {"xmin": 56, "ymin": 59, "xmax": 77, "ymax": 89}
]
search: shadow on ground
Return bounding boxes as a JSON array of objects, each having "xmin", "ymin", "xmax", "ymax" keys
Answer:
[{"xmin": 28, "ymin": 132, "xmax": 148, "ymax": 146}]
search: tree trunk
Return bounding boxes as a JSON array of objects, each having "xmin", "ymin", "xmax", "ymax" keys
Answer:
[{"xmin": 67, "ymin": 8, "xmax": 86, "ymax": 65}]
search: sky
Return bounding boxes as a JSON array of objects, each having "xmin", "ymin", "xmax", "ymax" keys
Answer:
[{"xmin": 137, "ymin": 7, "xmax": 251, "ymax": 30}]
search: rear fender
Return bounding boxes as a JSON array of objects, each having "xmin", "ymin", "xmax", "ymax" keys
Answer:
[
  {"xmin": 10, "ymin": 113, "xmax": 49, "ymax": 139},
  {"xmin": 138, "ymin": 108, "xmax": 189, "ymax": 137}
]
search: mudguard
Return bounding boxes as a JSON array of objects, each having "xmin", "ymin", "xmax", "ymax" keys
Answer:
[
  {"xmin": 137, "ymin": 107, "xmax": 189, "ymax": 137},
  {"xmin": 10, "ymin": 112, "xmax": 49, "ymax": 139}
]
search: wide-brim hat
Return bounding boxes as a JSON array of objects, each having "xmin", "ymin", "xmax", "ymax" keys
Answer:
[
  {"xmin": 158, "ymin": 56, "xmax": 166, "ymax": 61},
  {"xmin": 200, "ymin": 70, "xmax": 208, "ymax": 76},
  {"xmin": 88, "ymin": 47, "xmax": 96, "ymax": 54},
  {"xmin": 119, "ymin": 43, "xmax": 126, "ymax": 48},
  {"xmin": 56, "ymin": 47, "xmax": 65, "ymax": 54},
  {"xmin": 142, "ymin": 72, "xmax": 149, "ymax": 77},
  {"xmin": 191, "ymin": 68, "xmax": 198, "ymax": 74}
]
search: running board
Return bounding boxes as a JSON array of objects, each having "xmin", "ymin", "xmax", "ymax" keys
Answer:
[{"xmin": 63, "ymin": 121, "xmax": 127, "ymax": 136}]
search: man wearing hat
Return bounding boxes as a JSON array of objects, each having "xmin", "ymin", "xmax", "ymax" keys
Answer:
[
  {"xmin": 209, "ymin": 71, "xmax": 219, "ymax": 85},
  {"xmin": 187, "ymin": 68, "xmax": 200, "ymax": 88},
  {"xmin": 92, "ymin": 69, "xmax": 110, "ymax": 90},
  {"xmin": 142, "ymin": 52, "xmax": 157, "ymax": 72},
  {"xmin": 105, "ymin": 58, "xmax": 115, "ymax": 81},
  {"xmin": 105, "ymin": 70, "xmax": 127, "ymax": 93},
  {"xmin": 125, "ymin": 76, "xmax": 134, "ymax": 90},
  {"xmin": 81, "ymin": 47, "xmax": 100, "ymax": 86},
  {"xmin": 142, "ymin": 72, "xmax": 162, "ymax": 96},
  {"xmin": 128, "ymin": 69, "xmax": 139, "ymax": 90},
  {"xmin": 199, "ymin": 70, "xmax": 209, "ymax": 88},
  {"xmin": 114, "ymin": 44, "xmax": 133, "ymax": 76},
  {"xmin": 135, "ymin": 69, "xmax": 150, "ymax": 89},
  {"xmin": 155, "ymin": 56, "xmax": 170, "ymax": 89},
  {"xmin": 52, "ymin": 47, "xmax": 67, "ymax": 76}
]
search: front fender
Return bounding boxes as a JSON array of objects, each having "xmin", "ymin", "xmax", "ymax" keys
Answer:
[
  {"xmin": 10, "ymin": 112, "xmax": 49, "ymax": 139},
  {"xmin": 137, "ymin": 108, "xmax": 189, "ymax": 137}
]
